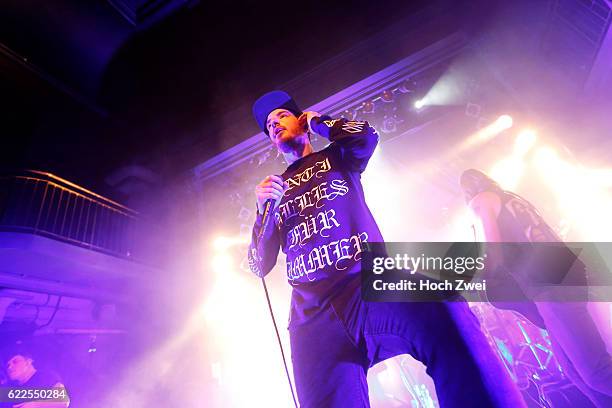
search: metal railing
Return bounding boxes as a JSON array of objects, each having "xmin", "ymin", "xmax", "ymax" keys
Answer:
[{"xmin": 0, "ymin": 170, "xmax": 140, "ymax": 260}]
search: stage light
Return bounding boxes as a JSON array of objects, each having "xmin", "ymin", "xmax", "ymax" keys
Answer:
[
  {"xmin": 361, "ymin": 145, "xmax": 414, "ymax": 241},
  {"xmin": 211, "ymin": 362, "xmax": 222, "ymax": 384},
  {"xmin": 414, "ymin": 99, "xmax": 425, "ymax": 109},
  {"xmin": 530, "ymin": 146, "xmax": 612, "ymax": 240},
  {"xmin": 480, "ymin": 114, "xmax": 513, "ymax": 140},
  {"xmin": 446, "ymin": 209, "xmax": 480, "ymax": 241},
  {"xmin": 418, "ymin": 65, "xmax": 468, "ymax": 107},
  {"xmin": 211, "ymin": 253, "xmax": 234, "ymax": 274},
  {"xmin": 398, "ymin": 78, "xmax": 417, "ymax": 94},
  {"xmin": 382, "ymin": 89, "xmax": 394, "ymax": 102},
  {"xmin": 381, "ymin": 115, "xmax": 398, "ymax": 133},
  {"xmin": 514, "ymin": 129, "xmax": 537, "ymax": 157},
  {"xmin": 343, "ymin": 109, "xmax": 355, "ymax": 120},
  {"xmin": 533, "ymin": 147, "xmax": 560, "ymax": 174},
  {"xmin": 213, "ymin": 235, "xmax": 248, "ymax": 251},
  {"xmin": 490, "ymin": 157, "xmax": 524, "ymax": 191},
  {"xmin": 460, "ymin": 115, "xmax": 515, "ymax": 150},
  {"xmin": 213, "ymin": 236, "xmax": 230, "ymax": 251},
  {"xmin": 589, "ymin": 168, "xmax": 612, "ymax": 187},
  {"xmin": 496, "ymin": 115, "xmax": 513, "ymax": 130},
  {"xmin": 202, "ymin": 248, "xmax": 296, "ymax": 407}
]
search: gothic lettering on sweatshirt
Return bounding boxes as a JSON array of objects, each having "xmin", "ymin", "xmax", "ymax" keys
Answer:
[{"xmin": 248, "ymin": 116, "xmax": 384, "ymax": 325}]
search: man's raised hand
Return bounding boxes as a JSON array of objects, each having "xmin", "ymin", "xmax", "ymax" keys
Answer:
[{"xmin": 298, "ymin": 111, "xmax": 321, "ymax": 135}]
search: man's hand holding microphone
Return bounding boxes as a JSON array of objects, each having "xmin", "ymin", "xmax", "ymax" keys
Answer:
[{"xmin": 255, "ymin": 175, "xmax": 289, "ymax": 215}]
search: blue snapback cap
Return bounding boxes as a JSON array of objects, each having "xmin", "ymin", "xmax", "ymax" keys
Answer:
[{"xmin": 252, "ymin": 90, "xmax": 303, "ymax": 136}]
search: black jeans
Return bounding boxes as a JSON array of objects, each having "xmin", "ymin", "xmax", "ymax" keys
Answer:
[{"xmin": 289, "ymin": 283, "xmax": 525, "ymax": 407}]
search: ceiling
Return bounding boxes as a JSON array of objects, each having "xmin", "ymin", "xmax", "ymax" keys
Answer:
[{"xmin": 1, "ymin": 0, "xmax": 495, "ymax": 197}]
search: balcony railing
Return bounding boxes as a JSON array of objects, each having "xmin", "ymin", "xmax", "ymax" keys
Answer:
[{"xmin": 0, "ymin": 170, "xmax": 140, "ymax": 260}]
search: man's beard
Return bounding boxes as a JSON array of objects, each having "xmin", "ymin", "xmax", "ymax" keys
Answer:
[{"xmin": 278, "ymin": 133, "xmax": 308, "ymax": 153}]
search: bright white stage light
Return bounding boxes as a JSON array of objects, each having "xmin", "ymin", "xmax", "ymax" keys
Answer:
[
  {"xmin": 589, "ymin": 169, "xmax": 612, "ymax": 187},
  {"xmin": 203, "ymin": 229, "xmax": 296, "ymax": 406},
  {"xmin": 414, "ymin": 99, "xmax": 425, "ymax": 109},
  {"xmin": 533, "ymin": 147, "xmax": 560, "ymax": 174},
  {"xmin": 202, "ymin": 259, "xmax": 295, "ymax": 407},
  {"xmin": 514, "ymin": 129, "xmax": 537, "ymax": 157},
  {"xmin": 213, "ymin": 235, "xmax": 248, "ymax": 251},
  {"xmin": 211, "ymin": 253, "xmax": 234, "ymax": 274},
  {"xmin": 362, "ymin": 145, "xmax": 403, "ymax": 240},
  {"xmin": 531, "ymin": 145, "xmax": 612, "ymax": 241},
  {"xmin": 461, "ymin": 114, "xmax": 515, "ymax": 150},
  {"xmin": 490, "ymin": 157, "xmax": 524, "ymax": 191},
  {"xmin": 494, "ymin": 114, "xmax": 513, "ymax": 131},
  {"xmin": 415, "ymin": 65, "xmax": 466, "ymax": 107},
  {"xmin": 213, "ymin": 236, "xmax": 231, "ymax": 251},
  {"xmin": 447, "ymin": 209, "xmax": 480, "ymax": 241}
]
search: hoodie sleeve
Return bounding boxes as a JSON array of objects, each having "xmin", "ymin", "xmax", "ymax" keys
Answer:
[
  {"xmin": 247, "ymin": 207, "xmax": 281, "ymax": 278},
  {"xmin": 309, "ymin": 115, "xmax": 379, "ymax": 173}
]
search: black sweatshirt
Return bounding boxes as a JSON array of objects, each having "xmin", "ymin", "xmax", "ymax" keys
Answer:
[{"xmin": 248, "ymin": 116, "xmax": 383, "ymax": 327}]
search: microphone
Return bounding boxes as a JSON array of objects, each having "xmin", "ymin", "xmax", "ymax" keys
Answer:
[
  {"xmin": 257, "ymin": 199, "xmax": 275, "ymax": 243},
  {"xmin": 256, "ymin": 175, "xmax": 283, "ymax": 243}
]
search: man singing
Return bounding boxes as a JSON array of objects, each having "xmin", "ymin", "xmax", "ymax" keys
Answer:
[
  {"xmin": 247, "ymin": 90, "xmax": 524, "ymax": 407},
  {"xmin": 460, "ymin": 168, "xmax": 612, "ymax": 408}
]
